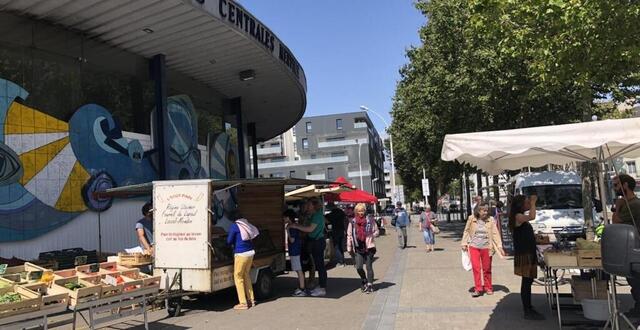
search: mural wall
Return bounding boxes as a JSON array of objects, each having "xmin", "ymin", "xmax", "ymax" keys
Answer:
[{"xmin": 0, "ymin": 77, "xmax": 223, "ymax": 242}]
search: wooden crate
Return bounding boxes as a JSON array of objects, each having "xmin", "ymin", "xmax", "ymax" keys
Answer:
[
  {"xmin": 570, "ymin": 276, "xmax": 607, "ymax": 303},
  {"xmin": 118, "ymin": 253, "xmax": 153, "ymax": 266},
  {"xmin": 0, "ymin": 286, "xmax": 41, "ymax": 318},
  {"xmin": 21, "ymin": 282, "xmax": 69, "ymax": 310},
  {"xmin": 53, "ymin": 276, "xmax": 100, "ymax": 306},
  {"xmin": 544, "ymin": 250, "xmax": 578, "ymax": 267},
  {"xmin": 80, "ymin": 274, "xmax": 123, "ymax": 298},
  {"xmin": 120, "ymin": 269, "xmax": 160, "ymax": 291},
  {"xmin": 0, "ymin": 277, "xmax": 15, "ymax": 289},
  {"xmin": 577, "ymin": 249, "xmax": 602, "ymax": 268},
  {"xmin": 1, "ymin": 262, "xmax": 50, "ymax": 285}
]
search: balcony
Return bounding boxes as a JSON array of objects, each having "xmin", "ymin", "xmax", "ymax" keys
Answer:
[
  {"xmin": 306, "ymin": 174, "xmax": 326, "ymax": 180},
  {"xmin": 354, "ymin": 122, "xmax": 368, "ymax": 129},
  {"xmin": 257, "ymin": 155, "xmax": 349, "ymax": 169},
  {"xmin": 257, "ymin": 146, "xmax": 282, "ymax": 156},
  {"xmin": 318, "ymin": 139, "xmax": 367, "ymax": 148}
]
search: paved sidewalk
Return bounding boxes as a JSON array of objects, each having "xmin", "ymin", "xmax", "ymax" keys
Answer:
[{"xmin": 55, "ymin": 216, "xmax": 637, "ymax": 329}]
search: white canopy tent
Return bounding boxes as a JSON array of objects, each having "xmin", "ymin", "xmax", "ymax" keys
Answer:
[
  {"xmin": 441, "ymin": 117, "xmax": 640, "ymax": 329},
  {"xmin": 441, "ymin": 117, "xmax": 640, "ymax": 223}
]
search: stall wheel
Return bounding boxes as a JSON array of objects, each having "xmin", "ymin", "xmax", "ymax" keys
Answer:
[{"xmin": 166, "ymin": 297, "xmax": 182, "ymax": 317}]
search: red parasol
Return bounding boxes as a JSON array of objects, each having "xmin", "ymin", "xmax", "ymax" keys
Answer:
[{"xmin": 327, "ymin": 177, "xmax": 378, "ymax": 204}]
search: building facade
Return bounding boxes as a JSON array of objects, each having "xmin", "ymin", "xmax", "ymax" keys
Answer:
[
  {"xmin": 257, "ymin": 112, "xmax": 386, "ymax": 197},
  {"xmin": 0, "ymin": 0, "xmax": 306, "ymax": 258}
]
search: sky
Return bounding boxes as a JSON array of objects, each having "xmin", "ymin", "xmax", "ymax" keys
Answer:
[{"xmin": 240, "ymin": 1, "xmax": 425, "ymax": 137}]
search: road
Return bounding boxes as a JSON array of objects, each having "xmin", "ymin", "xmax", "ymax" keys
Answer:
[{"xmin": 60, "ymin": 215, "xmax": 636, "ymax": 329}]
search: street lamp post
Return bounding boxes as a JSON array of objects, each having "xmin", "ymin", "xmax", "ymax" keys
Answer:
[{"xmin": 360, "ymin": 105, "xmax": 396, "ymax": 203}]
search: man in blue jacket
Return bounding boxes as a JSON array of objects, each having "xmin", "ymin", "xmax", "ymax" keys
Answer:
[{"xmin": 394, "ymin": 201, "xmax": 409, "ymax": 249}]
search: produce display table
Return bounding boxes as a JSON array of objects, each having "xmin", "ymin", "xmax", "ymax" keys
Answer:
[
  {"xmin": 69, "ymin": 286, "xmax": 158, "ymax": 330},
  {"xmin": 540, "ymin": 246, "xmax": 606, "ymax": 329}
]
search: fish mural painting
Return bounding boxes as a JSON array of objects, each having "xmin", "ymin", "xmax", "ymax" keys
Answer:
[{"xmin": 0, "ymin": 78, "xmax": 208, "ymax": 241}]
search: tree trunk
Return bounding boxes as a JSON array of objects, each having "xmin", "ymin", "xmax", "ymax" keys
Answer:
[
  {"xmin": 460, "ymin": 174, "xmax": 465, "ymax": 221},
  {"xmin": 476, "ymin": 171, "xmax": 483, "ymax": 197},
  {"xmin": 465, "ymin": 171, "xmax": 472, "ymax": 216},
  {"xmin": 493, "ymin": 176, "xmax": 500, "ymax": 201}
]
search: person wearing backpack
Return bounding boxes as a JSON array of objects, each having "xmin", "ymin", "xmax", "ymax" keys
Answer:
[{"xmin": 393, "ymin": 201, "xmax": 409, "ymax": 249}]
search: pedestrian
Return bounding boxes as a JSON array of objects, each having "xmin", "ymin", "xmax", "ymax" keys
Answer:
[
  {"xmin": 471, "ymin": 195, "xmax": 482, "ymax": 214},
  {"xmin": 284, "ymin": 209, "xmax": 307, "ymax": 296},
  {"xmin": 461, "ymin": 202, "xmax": 504, "ymax": 297},
  {"xmin": 226, "ymin": 209, "xmax": 259, "ymax": 310},
  {"xmin": 347, "ymin": 203, "xmax": 379, "ymax": 293},
  {"xmin": 508, "ymin": 194, "xmax": 544, "ymax": 320},
  {"xmin": 612, "ymin": 174, "xmax": 640, "ymax": 316},
  {"xmin": 289, "ymin": 197, "xmax": 327, "ymax": 297},
  {"xmin": 419, "ymin": 205, "xmax": 437, "ymax": 252},
  {"xmin": 393, "ymin": 201, "xmax": 409, "ymax": 249},
  {"xmin": 136, "ymin": 202, "xmax": 154, "ymax": 256},
  {"xmin": 326, "ymin": 202, "xmax": 347, "ymax": 267}
]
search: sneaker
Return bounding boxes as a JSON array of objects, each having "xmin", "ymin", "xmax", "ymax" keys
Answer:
[
  {"xmin": 360, "ymin": 280, "xmax": 367, "ymax": 292},
  {"xmin": 365, "ymin": 283, "xmax": 374, "ymax": 294},
  {"xmin": 310, "ymin": 287, "xmax": 326, "ymax": 297},
  {"xmin": 485, "ymin": 290, "xmax": 494, "ymax": 295},
  {"xmin": 471, "ymin": 291, "xmax": 482, "ymax": 298},
  {"xmin": 292, "ymin": 288, "xmax": 307, "ymax": 297},
  {"xmin": 523, "ymin": 308, "xmax": 545, "ymax": 320}
]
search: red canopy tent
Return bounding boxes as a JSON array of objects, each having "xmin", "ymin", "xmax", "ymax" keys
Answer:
[{"xmin": 326, "ymin": 177, "xmax": 378, "ymax": 204}]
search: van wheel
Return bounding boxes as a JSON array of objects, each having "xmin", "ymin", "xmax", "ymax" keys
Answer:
[{"xmin": 254, "ymin": 269, "xmax": 274, "ymax": 300}]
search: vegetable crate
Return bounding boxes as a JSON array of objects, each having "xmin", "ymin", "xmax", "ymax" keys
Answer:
[
  {"xmin": 80, "ymin": 274, "xmax": 123, "ymax": 298},
  {"xmin": 1, "ymin": 262, "xmax": 50, "ymax": 285},
  {"xmin": 544, "ymin": 251, "xmax": 578, "ymax": 267},
  {"xmin": 53, "ymin": 276, "xmax": 100, "ymax": 306},
  {"xmin": 118, "ymin": 253, "xmax": 153, "ymax": 267},
  {"xmin": 577, "ymin": 249, "xmax": 602, "ymax": 268},
  {"xmin": 76, "ymin": 261, "xmax": 133, "ymax": 276},
  {"xmin": 120, "ymin": 269, "xmax": 160, "ymax": 292},
  {"xmin": 0, "ymin": 286, "xmax": 41, "ymax": 319},
  {"xmin": 21, "ymin": 282, "xmax": 69, "ymax": 311}
]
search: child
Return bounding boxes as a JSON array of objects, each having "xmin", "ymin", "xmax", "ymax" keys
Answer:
[{"xmin": 284, "ymin": 209, "xmax": 307, "ymax": 296}]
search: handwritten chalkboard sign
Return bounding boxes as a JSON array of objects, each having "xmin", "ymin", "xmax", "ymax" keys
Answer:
[{"xmin": 497, "ymin": 213, "xmax": 514, "ymax": 256}]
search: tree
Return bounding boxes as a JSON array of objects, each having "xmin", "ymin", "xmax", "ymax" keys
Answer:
[{"xmin": 390, "ymin": 0, "xmax": 639, "ymax": 195}]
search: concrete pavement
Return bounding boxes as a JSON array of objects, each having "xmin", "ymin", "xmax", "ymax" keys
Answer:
[{"xmin": 63, "ymin": 215, "xmax": 637, "ymax": 329}]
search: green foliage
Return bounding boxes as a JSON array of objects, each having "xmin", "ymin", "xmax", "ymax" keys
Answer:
[{"xmin": 391, "ymin": 0, "xmax": 640, "ymax": 195}]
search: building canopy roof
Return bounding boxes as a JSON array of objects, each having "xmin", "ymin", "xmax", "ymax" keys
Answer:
[{"xmin": 1, "ymin": 0, "xmax": 306, "ymax": 140}]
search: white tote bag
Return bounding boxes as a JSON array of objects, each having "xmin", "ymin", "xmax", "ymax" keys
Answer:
[{"xmin": 461, "ymin": 250, "xmax": 472, "ymax": 271}]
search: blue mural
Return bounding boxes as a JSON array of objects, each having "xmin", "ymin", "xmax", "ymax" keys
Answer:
[{"xmin": 0, "ymin": 78, "xmax": 210, "ymax": 241}]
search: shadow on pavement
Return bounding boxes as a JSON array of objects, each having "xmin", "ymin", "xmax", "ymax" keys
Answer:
[
  {"xmin": 117, "ymin": 319, "xmax": 191, "ymax": 330},
  {"xmin": 466, "ymin": 284, "xmax": 511, "ymax": 294}
]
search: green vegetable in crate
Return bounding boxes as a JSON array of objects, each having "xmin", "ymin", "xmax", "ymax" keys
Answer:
[
  {"xmin": 576, "ymin": 238, "xmax": 600, "ymax": 250},
  {"xmin": 63, "ymin": 282, "xmax": 85, "ymax": 290},
  {"xmin": 0, "ymin": 292, "xmax": 21, "ymax": 304}
]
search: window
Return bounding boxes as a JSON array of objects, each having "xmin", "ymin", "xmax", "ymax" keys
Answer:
[
  {"xmin": 293, "ymin": 142, "xmax": 297, "ymax": 152},
  {"xmin": 628, "ymin": 161, "xmax": 637, "ymax": 174},
  {"xmin": 326, "ymin": 136, "xmax": 345, "ymax": 142},
  {"xmin": 292, "ymin": 126, "xmax": 296, "ymax": 136},
  {"xmin": 311, "ymin": 154, "xmax": 316, "ymax": 159},
  {"xmin": 289, "ymin": 170, "xmax": 296, "ymax": 178},
  {"xmin": 302, "ymin": 138, "xmax": 309, "ymax": 149},
  {"xmin": 270, "ymin": 142, "xmax": 280, "ymax": 147},
  {"xmin": 327, "ymin": 167, "xmax": 335, "ymax": 180},
  {"xmin": 331, "ymin": 152, "xmax": 345, "ymax": 158},
  {"xmin": 306, "ymin": 121, "xmax": 312, "ymax": 133},
  {"xmin": 336, "ymin": 119, "xmax": 343, "ymax": 130}
]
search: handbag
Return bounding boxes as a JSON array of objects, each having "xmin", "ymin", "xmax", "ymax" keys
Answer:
[
  {"xmin": 461, "ymin": 250, "xmax": 472, "ymax": 271},
  {"xmin": 430, "ymin": 223, "xmax": 440, "ymax": 234}
]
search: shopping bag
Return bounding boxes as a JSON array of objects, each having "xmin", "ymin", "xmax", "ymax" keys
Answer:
[
  {"xmin": 461, "ymin": 250, "xmax": 472, "ymax": 271},
  {"xmin": 430, "ymin": 224, "xmax": 440, "ymax": 234}
]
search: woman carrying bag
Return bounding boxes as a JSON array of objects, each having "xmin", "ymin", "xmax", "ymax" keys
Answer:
[
  {"xmin": 418, "ymin": 205, "xmax": 438, "ymax": 253},
  {"xmin": 461, "ymin": 202, "xmax": 504, "ymax": 297}
]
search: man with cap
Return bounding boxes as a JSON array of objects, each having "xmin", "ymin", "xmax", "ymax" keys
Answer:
[{"xmin": 393, "ymin": 201, "xmax": 410, "ymax": 249}]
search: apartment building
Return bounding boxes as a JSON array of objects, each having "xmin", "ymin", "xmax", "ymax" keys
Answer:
[{"xmin": 256, "ymin": 112, "xmax": 386, "ymax": 197}]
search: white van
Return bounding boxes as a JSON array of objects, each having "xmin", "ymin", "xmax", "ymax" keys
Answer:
[{"xmin": 507, "ymin": 171, "xmax": 588, "ymax": 239}]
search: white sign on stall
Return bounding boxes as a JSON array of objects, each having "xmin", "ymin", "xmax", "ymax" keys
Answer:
[{"xmin": 154, "ymin": 180, "xmax": 210, "ymax": 269}]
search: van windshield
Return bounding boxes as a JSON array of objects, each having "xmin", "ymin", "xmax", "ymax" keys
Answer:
[{"xmin": 522, "ymin": 185, "xmax": 582, "ymax": 209}]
